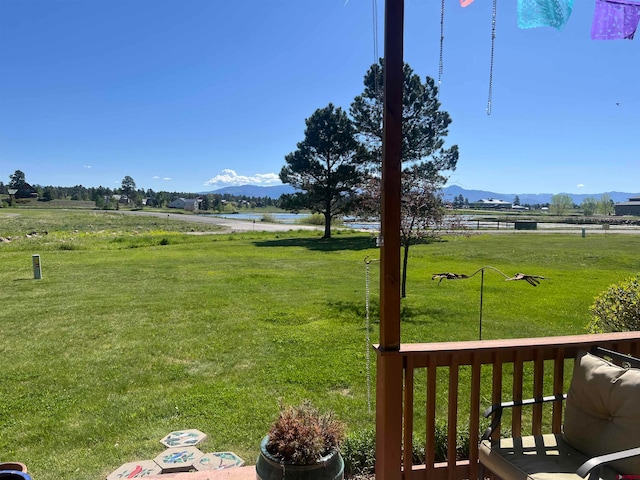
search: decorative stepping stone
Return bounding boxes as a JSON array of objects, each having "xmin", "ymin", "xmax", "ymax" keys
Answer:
[
  {"xmin": 194, "ymin": 451, "xmax": 245, "ymax": 471},
  {"xmin": 106, "ymin": 459, "xmax": 162, "ymax": 479},
  {"xmin": 160, "ymin": 429, "xmax": 208, "ymax": 448},
  {"xmin": 153, "ymin": 446, "xmax": 204, "ymax": 473}
]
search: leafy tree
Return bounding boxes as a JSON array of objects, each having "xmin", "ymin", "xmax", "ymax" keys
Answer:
[
  {"xmin": 94, "ymin": 195, "xmax": 105, "ymax": 209},
  {"xmin": 8, "ymin": 170, "xmax": 32, "ymax": 198},
  {"xmin": 201, "ymin": 195, "xmax": 210, "ymax": 211},
  {"xmin": 8, "ymin": 170, "xmax": 26, "ymax": 190},
  {"xmin": 581, "ymin": 196, "xmax": 598, "ymax": 216},
  {"xmin": 598, "ymin": 193, "xmax": 614, "ymax": 215},
  {"xmin": 550, "ymin": 194, "xmax": 573, "ymax": 215},
  {"xmin": 280, "ymin": 103, "xmax": 365, "ymax": 239},
  {"xmin": 350, "ymin": 60, "xmax": 458, "ymax": 295},
  {"xmin": 121, "ymin": 176, "xmax": 137, "ymax": 204},
  {"xmin": 42, "ymin": 187, "xmax": 55, "ymax": 202},
  {"xmin": 513, "ymin": 195, "xmax": 520, "ymax": 206}
]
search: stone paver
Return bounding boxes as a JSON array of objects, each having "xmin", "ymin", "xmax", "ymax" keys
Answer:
[
  {"xmin": 106, "ymin": 459, "xmax": 162, "ymax": 479},
  {"xmin": 154, "ymin": 447, "xmax": 204, "ymax": 473},
  {"xmin": 160, "ymin": 430, "xmax": 207, "ymax": 448},
  {"xmin": 194, "ymin": 452, "xmax": 245, "ymax": 471}
]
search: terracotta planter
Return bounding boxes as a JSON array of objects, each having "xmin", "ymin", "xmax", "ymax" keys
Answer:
[{"xmin": 256, "ymin": 436, "xmax": 344, "ymax": 480}]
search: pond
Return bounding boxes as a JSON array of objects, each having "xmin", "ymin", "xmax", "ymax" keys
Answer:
[{"xmin": 199, "ymin": 213, "xmax": 380, "ymax": 230}]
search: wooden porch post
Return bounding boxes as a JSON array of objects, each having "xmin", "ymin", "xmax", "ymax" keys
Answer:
[{"xmin": 376, "ymin": 0, "xmax": 404, "ymax": 479}]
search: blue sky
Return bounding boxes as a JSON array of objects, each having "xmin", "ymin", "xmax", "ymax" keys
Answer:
[{"xmin": 1, "ymin": 0, "xmax": 638, "ymax": 195}]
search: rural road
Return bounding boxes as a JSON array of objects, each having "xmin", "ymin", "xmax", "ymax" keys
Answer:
[{"xmin": 111, "ymin": 210, "xmax": 324, "ymax": 233}]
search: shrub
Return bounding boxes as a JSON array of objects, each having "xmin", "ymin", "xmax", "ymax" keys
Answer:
[
  {"xmin": 342, "ymin": 421, "xmax": 473, "ymax": 477},
  {"xmin": 342, "ymin": 427, "xmax": 375, "ymax": 477},
  {"xmin": 261, "ymin": 213, "xmax": 277, "ymax": 223},
  {"xmin": 588, "ymin": 276, "xmax": 640, "ymax": 333}
]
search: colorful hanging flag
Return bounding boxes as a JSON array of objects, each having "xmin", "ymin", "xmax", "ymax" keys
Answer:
[
  {"xmin": 591, "ymin": 0, "xmax": 640, "ymax": 40},
  {"xmin": 517, "ymin": 0, "xmax": 575, "ymax": 30},
  {"xmin": 460, "ymin": 0, "xmax": 474, "ymax": 6}
]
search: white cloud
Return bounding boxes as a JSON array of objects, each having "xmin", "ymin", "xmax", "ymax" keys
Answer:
[
  {"xmin": 163, "ymin": 177, "xmax": 171, "ymax": 181},
  {"xmin": 204, "ymin": 169, "xmax": 281, "ymax": 187},
  {"xmin": 153, "ymin": 175, "xmax": 160, "ymax": 179},
  {"xmin": 576, "ymin": 184, "xmax": 585, "ymax": 188},
  {"xmin": 83, "ymin": 165, "xmax": 92, "ymax": 169}
]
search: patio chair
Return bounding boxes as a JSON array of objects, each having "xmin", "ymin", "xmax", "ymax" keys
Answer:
[{"xmin": 478, "ymin": 347, "xmax": 640, "ymax": 480}]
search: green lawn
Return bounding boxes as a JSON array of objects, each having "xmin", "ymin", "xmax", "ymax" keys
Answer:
[{"xmin": 1, "ymin": 210, "xmax": 639, "ymax": 479}]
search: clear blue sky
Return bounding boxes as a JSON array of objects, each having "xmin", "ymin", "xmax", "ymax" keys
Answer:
[{"xmin": 1, "ymin": 0, "xmax": 638, "ymax": 195}]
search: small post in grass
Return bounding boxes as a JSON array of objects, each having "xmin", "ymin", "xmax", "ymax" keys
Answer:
[{"xmin": 32, "ymin": 254, "xmax": 42, "ymax": 280}]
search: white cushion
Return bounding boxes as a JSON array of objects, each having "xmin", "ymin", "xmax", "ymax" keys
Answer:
[{"xmin": 563, "ymin": 350, "xmax": 640, "ymax": 474}]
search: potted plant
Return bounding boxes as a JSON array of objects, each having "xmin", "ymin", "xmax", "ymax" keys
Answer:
[{"xmin": 256, "ymin": 400, "xmax": 345, "ymax": 480}]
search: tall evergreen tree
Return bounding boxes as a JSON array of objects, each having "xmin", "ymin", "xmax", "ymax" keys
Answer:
[
  {"xmin": 351, "ymin": 61, "xmax": 459, "ymax": 296},
  {"xmin": 280, "ymin": 104, "xmax": 366, "ymax": 239}
]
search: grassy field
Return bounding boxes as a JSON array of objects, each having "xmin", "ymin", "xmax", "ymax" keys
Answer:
[{"xmin": 1, "ymin": 209, "xmax": 639, "ymax": 479}]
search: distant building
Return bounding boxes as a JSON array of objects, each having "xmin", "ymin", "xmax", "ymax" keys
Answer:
[
  {"xmin": 168, "ymin": 198, "xmax": 200, "ymax": 211},
  {"xmin": 111, "ymin": 194, "xmax": 129, "ymax": 204},
  {"xmin": 614, "ymin": 197, "xmax": 640, "ymax": 216},
  {"xmin": 470, "ymin": 198, "xmax": 513, "ymax": 210}
]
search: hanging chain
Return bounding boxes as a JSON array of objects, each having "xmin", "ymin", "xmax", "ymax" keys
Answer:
[
  {"xmin": 438, "ymin": 0, "xmax": 445, "ymax": 91},
  {"xmin": 487, "ymin": 0, "xmax": 497, "ymax": 115},
  {"xmin": 364, "ymin": 257, "xmax": 372, "ymax": 415},
  {"xmin": 372, "ymin": 0, "xmax": 379, "ymax": 65}
]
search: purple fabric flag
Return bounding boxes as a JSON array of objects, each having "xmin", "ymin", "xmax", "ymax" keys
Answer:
[
  {"xmin": 591, "ymin": 0, "xmax": 640, "ymax": 40},
  {"xmin": 517, "ymin": 0, "xmax": 575, "ymax": 30}
]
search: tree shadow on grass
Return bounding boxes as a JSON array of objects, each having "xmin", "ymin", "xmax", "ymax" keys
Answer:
[
  {"xmin": 253, "ymin": 235, "xmax": 377, "ymax": 252},
  {"xmin": 328, "ymin": 299, "xmax": 450, "ymax": 325}
]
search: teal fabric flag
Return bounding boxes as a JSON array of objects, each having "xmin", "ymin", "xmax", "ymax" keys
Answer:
[{"xmin": 517, "ymin": 0, "xmax": 575, "ymax": 30}]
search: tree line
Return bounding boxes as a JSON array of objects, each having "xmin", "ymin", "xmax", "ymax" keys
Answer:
[{"xmin": 1, "ymin": 171, "xmax": 281, "ymax": 210}]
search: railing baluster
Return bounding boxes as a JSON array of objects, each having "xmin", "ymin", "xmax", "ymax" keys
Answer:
[
  {"xmin": 404, "ymin": 357, "xmax": 414, "ymax": 474},
  {"xmin": 512, "ymin": 350, "xmax": 524, "ymax": 437},
  {"xmin": 447, "ymin": 355, "xmax": 459, "ymax": 480},
  {"xmin": 468, "ymin": 355, "xmax": 481, "ymax": 480},
  {"xmin": 426, "ymin": 355, "xmax": 437, "ymax": 477},
  {"xmin": 552, "ymin": 347, "xmax": 565, "ymax": 433},
  {"xmin": 491, "ymin": 352, "xmax": 503, "ymax": 440},
  {"xmin": 532, "ymin": 349, "xmax": 544, "ymax": 435}
]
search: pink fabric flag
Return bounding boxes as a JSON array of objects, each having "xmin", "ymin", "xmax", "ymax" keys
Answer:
[
  {"xmin": 460, "ymin": 0, "xmax": 474, "ymax": 6},
  {"xmin": 591, "ymin": 0, "xmax": 640, "ymax": 40}
]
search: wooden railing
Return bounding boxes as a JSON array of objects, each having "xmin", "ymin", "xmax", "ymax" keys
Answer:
[{"xmin": 375, "ymin": 332, "xmax": 640, "ymax": 480}]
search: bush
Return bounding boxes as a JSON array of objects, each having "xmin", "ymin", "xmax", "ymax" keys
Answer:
[
  {"xmin": 261, "ymin": 213, "xmax": 277, "ymax": 223},
  {"xmin": 342, "ymin": 428, "xmax": 376, "ymax": 477},
  {"xmin": 342, "ymin": 421, "xmax": 473, "ymax": 477},
  {"xmin": 589, "ymin": 276, "xmax": 640, "ymax": 333}
]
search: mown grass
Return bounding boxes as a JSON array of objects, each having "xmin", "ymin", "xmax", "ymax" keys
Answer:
[{"xmin": 1, "ymin": 209, "xmax": 640, "ymax": 479}]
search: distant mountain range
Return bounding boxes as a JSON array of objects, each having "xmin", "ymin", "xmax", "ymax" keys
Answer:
[
  {"xmin": 204, "ymin": 184, "xmax": 640, "ymax": 205},
  {"xmin": 441, "ymin": 186, "xmax": 640, "ymax": 205}
]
